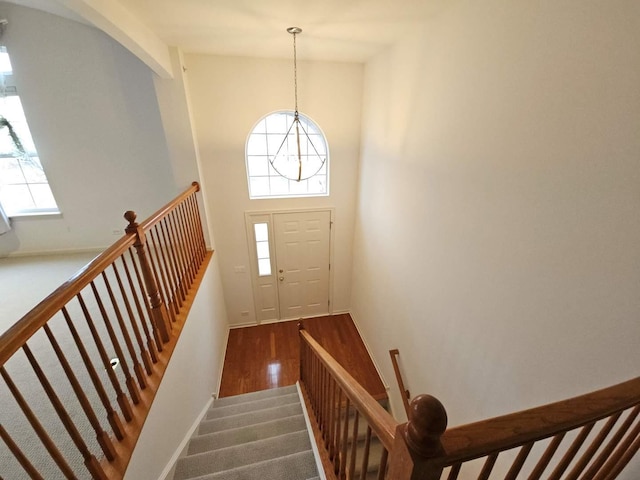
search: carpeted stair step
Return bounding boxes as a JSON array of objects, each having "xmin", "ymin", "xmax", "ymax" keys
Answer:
[
  {"xmin": 174, "ymin": 430, "xmax": 312, "ymax": 479},
  {"xmin": 205, "ymin": 392, "xmax": 300, "ymax": 419},
  {"xmin": 198, "ymin": 402, "xmax": 303, "ymax": 435},
  {"xmin": 183, "ymin": 450, "xmax": 318, "ymax": 480},
  {"xmin": 188, "ymin": 414, "xmax": 307, "ymax": 454},
  {"xmin": 212, "ymin": 385, "xmax": 298, "ymax": 408}
]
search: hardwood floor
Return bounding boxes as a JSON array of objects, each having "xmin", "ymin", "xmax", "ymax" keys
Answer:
[{"xmin": 218, "ymin": 313, "xmax": 387, "ymax": 400}]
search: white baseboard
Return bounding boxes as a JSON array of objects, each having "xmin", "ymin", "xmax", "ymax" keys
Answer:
[
  {"xmin": 215, "ymin": 326, "xmax": 231, "ymax": 397},
  {"xmin": 229, "ymin": 320, "xmax": 258, "ymax": 329},
  {"xmin": 259, "ymin": 318, "xmax": 286, "ymax": 325},
  {"xmin": 348, "ymin": 310, "xmax": 390, "ymax": 392},
  {"xmin": 296, "ymin": 382, "xmax": 327, "ymax": 480},
  {"xmin": 158, "ymin": 396, "xmax": 214, "ymax": 480}
]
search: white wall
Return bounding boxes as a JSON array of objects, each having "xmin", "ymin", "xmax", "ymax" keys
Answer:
[
  {"xmin": 124, "ymin": 254, "xmax": 228, "ymax": 480},
  {"xmin": 0, "ymin": 3, "xmax": 176, "ymax": 256},
  {"xmin": 185, "ymin": 54, "xmax": 363, "ymax": 325},
  {"xmin": 352, "ymin": 0, "xmax": 640, "ymax": 453}
]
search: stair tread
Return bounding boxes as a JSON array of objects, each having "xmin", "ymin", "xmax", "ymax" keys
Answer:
[
  {"xmin": 174, "ymin": 430, "xmax": 313, "ymax": 479},
  {"xmin": 198, "ymin": 403, "xmax": 303, "ymax": 435},
  {"xmin": 185, "ymin": 450, "xmax": 318, "ymax": 480},
  {"xmin": 206, "ymin": 393, "xmax": 300, "ymax": 419},
  {"xmin": 213, "ymin": 385, "xmax": 298, "ymax": 408},
  {"xmin": 188, "ymin": 414, "xmax": 307, "ymax": 454}
]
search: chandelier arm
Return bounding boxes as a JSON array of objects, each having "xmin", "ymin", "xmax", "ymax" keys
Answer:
[
  {"xmin": 295, "ymin": 117, "xmax": 302, "ymax": 181},
  {"xmin": 270, "ymin": 118, "xmax": 297, "ymax": 170},
  {"xmin": 298, "ymin": 121, "xmax": 326, "ymax": 165}
]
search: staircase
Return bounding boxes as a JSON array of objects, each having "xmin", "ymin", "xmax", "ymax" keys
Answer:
[{"xmin": 173, "ymin": 385, "xmax": 320, "ymax": 480}]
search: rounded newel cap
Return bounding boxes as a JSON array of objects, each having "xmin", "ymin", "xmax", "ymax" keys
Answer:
[
  {"xmin": 192, "ymin": 181, "xmax": 200, "ymax": 191},
  {"xmin": 406, "ymin": 394, "xmax": 448, "ymax": 456},
  {"xmin": 124, "ymin": 210, "xmax": 137, "ymax": 225}
]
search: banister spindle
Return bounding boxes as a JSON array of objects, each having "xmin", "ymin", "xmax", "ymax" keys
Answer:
[
  {"xmin": 387, "ymin": 394, "xmax": 448, "ymax": 480},
  {"xmin": 63, "ymin": 306, "xmax": 125, "ymax": 440},
  {"xmin": 125, "ymin": 210, "xmax": 172, "ymax": 343},
  {"xmin": 177, "ymin": 201, "xmax": 197, "ymax": 282},
  {"xmin": 1, "ymin": 367, "xmax": 77, "ymax": 479},
  {"xmin": 0, "ymin": 424, "xmax": 44, "ymax": 480},
  {"xmin": 128, "ymin": 248, "xmax": 164, "ymax": 353},
  {"xmin": 22, "ymin": 344, "xmax": 109, "ymax": 480},
  {"xmin": 360, "ymin": 425, "xmax": 372, "ymax": 480},
  {"xmin": 101, "ymin": 270, "xmax": 147, "ymax": 390},
  {"xmin": 189, "ymin": 192, "xmax": 207, "ymax": 261},
  {"xmin": 160, "ymin": 218, "xmax": 185, "ymax": 305},
  {"xmin": 168, "ymin": 209, "xmax": 189, "ymax": 290},
  {"xmin": 146, "ymin": 227, "xmax": 176, "ymax": 324},
  {"xmin": 90, "ymin": 280, "xmax": 141, "ymax": 405},
  {"xmin": 43, "ymin": 324, "xmax": 116, "ymax": 461},
  {"xmin": 77, "ymin": 292, "xmax": 133, "ymax": 422},
  {"xmin": 149, "ymin": 226, "xmax": 177, "ymax": 318},
  {"xmin": 377, "ymin": 447, "xmax": 389, "ymax": 480},
  {"xmin": 113, "ymin": 259, "xmax": 154, "ymax": 374},
  {"xmin": 190, "ymin": 183, "xmax": 207, "ymax": 257},
  {"xmin": 349, "ymin": 409, "xmax": 360, "ymax": 478}
]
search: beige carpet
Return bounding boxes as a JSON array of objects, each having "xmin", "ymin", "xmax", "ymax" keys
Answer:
[{"xmin": 0, "ymin": 251, "xmax": 100, "ymax": 335}]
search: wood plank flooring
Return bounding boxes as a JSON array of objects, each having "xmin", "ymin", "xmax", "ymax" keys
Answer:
[{"xmin": 218, "ymin": 313, "xmax": 387, "ymax": 400}]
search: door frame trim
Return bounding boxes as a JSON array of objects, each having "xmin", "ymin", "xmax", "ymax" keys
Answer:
[{"xmin": 245, "ymin": 207, "xmax": 335, "ymax": 324}]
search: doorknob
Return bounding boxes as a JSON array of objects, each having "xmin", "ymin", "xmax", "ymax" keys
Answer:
[{"xmin": 279, "ymin": 276, "xmax": 284, "ymax": 281}]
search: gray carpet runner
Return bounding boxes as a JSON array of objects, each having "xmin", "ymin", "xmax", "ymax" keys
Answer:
[{"xmin": 173, "ymin": 385, "xmax": 320, "ymax": 480}]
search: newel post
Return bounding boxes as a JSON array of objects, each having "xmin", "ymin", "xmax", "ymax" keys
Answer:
[
  {"xmin": 125, "ymin": 210, "xmax": 172, "ymax": 343},
  {"xmin": 387, "ymin": 394, "xmax": 448, "ymax": 480}
]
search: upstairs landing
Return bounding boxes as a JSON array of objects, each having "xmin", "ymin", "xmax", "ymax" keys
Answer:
[{"xmin": 219, "ymin": 314, "xmax": 387, "ymax": 401}]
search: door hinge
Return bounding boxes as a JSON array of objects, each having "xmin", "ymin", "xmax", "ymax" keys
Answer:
[
  {"xmin": 330, "ymin": 220, "xmax": 333, "ymax": 229},
  {"xmin": 329, "ymin": 263, "xmax": 331, "ymax": 271},
  {"xmin": 328, "ymin": 299, "xmax": 331, "ymax": 307}
]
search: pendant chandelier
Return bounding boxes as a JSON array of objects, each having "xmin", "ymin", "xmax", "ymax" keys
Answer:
[{"xmin": 269, "ymin": 27, "xmax": 327, "ymax": 182}]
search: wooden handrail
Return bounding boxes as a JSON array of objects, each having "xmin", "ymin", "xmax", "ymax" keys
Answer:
[
  {"xmin": 389, "ymin": 349, "xmax": 411, "ymax": 418},
  {"xmin": 438, "ymin": 376, "xmax": 640, "ymax": 465},
  {"xmin": 137, "ymin": 181, "xmax": 200, "ymax": 231},
  {"xmin": 301, "ymin": 327, "xmax": 640, "ymax": 479},
  {"xmin": 1, "ymin": 182, "xmax": 210, "ymax": 480},
  {"xmin": 300, "ymin": 329, "xmax": 398, "ymax": 450},
  {"xmin": 0, "ymin": 183, "xmax": 203, "ymax": 365},
  {"xmin": 0, "ymin": 235, "xmax": 135, "ymax": 366}
]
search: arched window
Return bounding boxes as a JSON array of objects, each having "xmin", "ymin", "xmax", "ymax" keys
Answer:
[{"xmin": 245, "ymin": 111, "xmax": 329, "ymax": 198}]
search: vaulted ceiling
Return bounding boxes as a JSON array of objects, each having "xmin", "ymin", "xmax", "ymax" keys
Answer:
[{"xmin": 4, "ymin": 0, "xmax": 448, "ymax": 73}]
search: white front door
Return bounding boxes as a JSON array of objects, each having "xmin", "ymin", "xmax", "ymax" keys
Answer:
[{"xmin": 273, "ymin": 211, "xmax": 331, "ymax": 320}]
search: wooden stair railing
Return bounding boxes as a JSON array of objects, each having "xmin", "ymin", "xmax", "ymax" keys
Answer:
[
  {"xmin": 300, "ymin": 325, "xmax": 640, "ymax": 479},
  {"xmin": 389, "ymin": 348, "xmax": 411, "ymax": 419},
  {"xmin": 299, "ymin": 323, "xmax": 398, "ymax": 479},
  {"xmin": 0, "ymin": 182, "xmax": 210, "ymax": 479}
]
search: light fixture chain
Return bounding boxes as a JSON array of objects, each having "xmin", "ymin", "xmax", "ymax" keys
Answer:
[{"xmin": 293, "ymin": 31, "xmax": 298, "ymax": 114}]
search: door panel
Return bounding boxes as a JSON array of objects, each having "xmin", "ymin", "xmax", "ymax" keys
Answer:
[{"xmin": 274, "ymin": 211, "xmax": 330, "ymax": 320}]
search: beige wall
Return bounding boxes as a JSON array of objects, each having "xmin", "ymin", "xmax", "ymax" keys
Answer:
[
  {"xmin": 125, "ymin": 255, "xmax": 229, "ymax": 480},
  {"xmin": 352, "ymin": 1, "xmax": 640, "ymax": 475},
  {"xmin": 0, "ymin": 3, "xmax": 178, "ymax": 256},
  {"xmin": 185, "ymin": 54, "xmax": 363, "ymax": 325}
]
